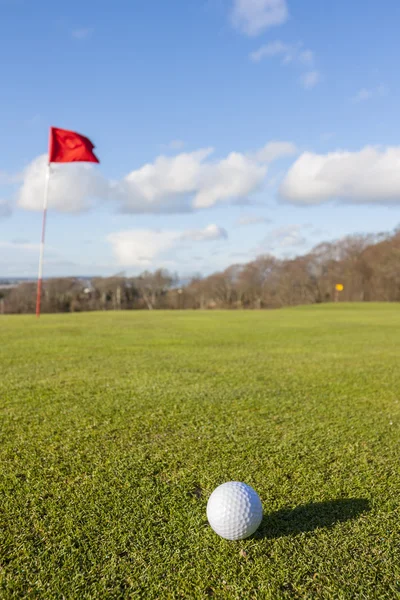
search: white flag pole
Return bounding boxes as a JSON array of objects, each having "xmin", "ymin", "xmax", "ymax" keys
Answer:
[{"xmin": 35, "ymin": 163, "xmax": 51, "ymax": 318}]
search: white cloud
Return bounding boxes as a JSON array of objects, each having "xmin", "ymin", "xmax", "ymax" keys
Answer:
[
  {"xmin": 192, "ymin": 152, "xmax": 266, "ymax": 209},
  {"xmin": 117, "ymin": 143, "xmax": 294, "ymax": 212},
  {"xmin": 118, "ymin": 149, "xmax": 213, "ymax": 212},
  {"xmin": 250, "ymin": 40, "xmax": 291, "ymax": 63},
  {"xmin": 252, "ymin": 141, "xmax": 297, "ymax": 162},
  {"xmin": 352, "ymin": 84, "xmax": 388, "ymax": 103},
  {"xmin": 270, "ymin": 225, "xmax": 307, "ymax": 248},
  {"xmin": 17, "ymin": 155, "xmax": 109, "ymax": 213},
  {"xmin": 181, "ymin": 224, "xmax": 228, "ymax": 241},
  {"xmin": 261, "ymin": 224, "xmax": 307, "ymax": 251},
  {"xmin": 107, "ymin": 224, "xmax": 228, "ymax": 267},
  {"xmin": 107, "ymin": 230, "xmax": 177, "ymax": 267},
  {"xmin": 250, "ymin": 41, "xmax": 313, "ymax": 65},
  {"xmin": 232, "ymin": 0, "xmax": 288, "ymax": 36},
  {"xmin": 300, "ymin": 70, "xmax": 320, "ymax": 89},
  {"xmin": 280, "ymin": 146, "xmax": 400, "ymax": 205},
  {"xmin": 16, "ymin": 141, "xmax": 296, "ymax": 215},
  {"xmin": 250, "ymin": 41, "xmax": 319, "ymax": 89},
  {"xmin": 236, "ymin": 214, "xmax": 271, "ymax": 226},
  {"xmin": 72, "ymin": 28, "xmax": 93, "ymax": 39}
]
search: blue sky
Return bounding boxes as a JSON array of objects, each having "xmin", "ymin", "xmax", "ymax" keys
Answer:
[{"xmin": 1, "ymin": 0, "xmax": 400, "ymax": 278}]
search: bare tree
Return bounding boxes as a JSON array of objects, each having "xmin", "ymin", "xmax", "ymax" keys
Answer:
[
  {"xmin": 133, "ymin": 270, "xmax": 176, "ymax": 310},
  {"xmin": 238, "ymin": 255, "xmax": 278, "ymax": 308},
  {"xmin": 4, "ymin": 227, "xmax": 400, "ymax": 313}
]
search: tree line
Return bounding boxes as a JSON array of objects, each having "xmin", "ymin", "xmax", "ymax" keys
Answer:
[{"xmin": 1, "ymin": 228, "xmax": 400, "ymax": 314}]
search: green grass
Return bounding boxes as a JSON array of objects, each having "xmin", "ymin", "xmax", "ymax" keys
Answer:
[{"xmin": 1, "ymin": 304, "xmax": 399, "ymax": 599}]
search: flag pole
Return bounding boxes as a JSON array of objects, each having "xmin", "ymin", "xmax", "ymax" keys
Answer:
[{"xmin": 35, "ymin": 163, "xmax": 51, "ymax": 318}]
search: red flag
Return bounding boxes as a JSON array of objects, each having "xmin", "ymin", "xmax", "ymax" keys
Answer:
[{"xmin": 49, "ymin": 127, "xmax": 99, "ymax": 163}]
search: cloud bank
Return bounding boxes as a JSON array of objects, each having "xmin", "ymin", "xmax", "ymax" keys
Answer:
[
  {"xmin": 16, "ymin": 141, "xmax": 297, "ymax": 214},
  {"xmin": 107, "ymin": 224, "xmax": 228, "ymax": 267},
  {"xmin": 232, "ymin": 0, "xmax": 288, "ymax": 36},
  {"xmin": 280, "ymin": 146, "xmax": 400, "ymax": 205}
]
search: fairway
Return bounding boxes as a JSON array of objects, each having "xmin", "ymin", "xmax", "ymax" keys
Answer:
[{"xmin": 1, "ymin": 305, "xmax": 399, "ymax": 599}]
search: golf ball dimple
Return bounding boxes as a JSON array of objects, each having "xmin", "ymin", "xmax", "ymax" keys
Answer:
[{"xmin": 207, "ymin": 481, "xmax": 263, "ymax": 540}]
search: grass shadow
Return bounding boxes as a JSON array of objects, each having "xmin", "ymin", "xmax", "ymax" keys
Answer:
[{"xmin": 256, "ymin": 498, "xmax": 370, "ymax": 539}]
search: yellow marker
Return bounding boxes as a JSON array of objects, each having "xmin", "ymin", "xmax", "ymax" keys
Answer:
[{"xmin": 335, "ymin": 284, "xmax": 344, "ymax": 292}]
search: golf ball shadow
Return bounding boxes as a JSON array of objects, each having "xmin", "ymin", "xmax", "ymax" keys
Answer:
[{"xmin": 255, "ymin": 498, "xmax": 370, "ymax": 539}]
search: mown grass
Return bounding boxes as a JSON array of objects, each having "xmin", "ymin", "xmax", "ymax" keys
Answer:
[{"xmin": 0, "ymin": 304, "xmax": 399, "ymax": 599}]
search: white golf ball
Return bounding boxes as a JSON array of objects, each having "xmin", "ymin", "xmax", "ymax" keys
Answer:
[{"xmin": 207, "ymin": 481, "xmax": 263, "ymax": 540}]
